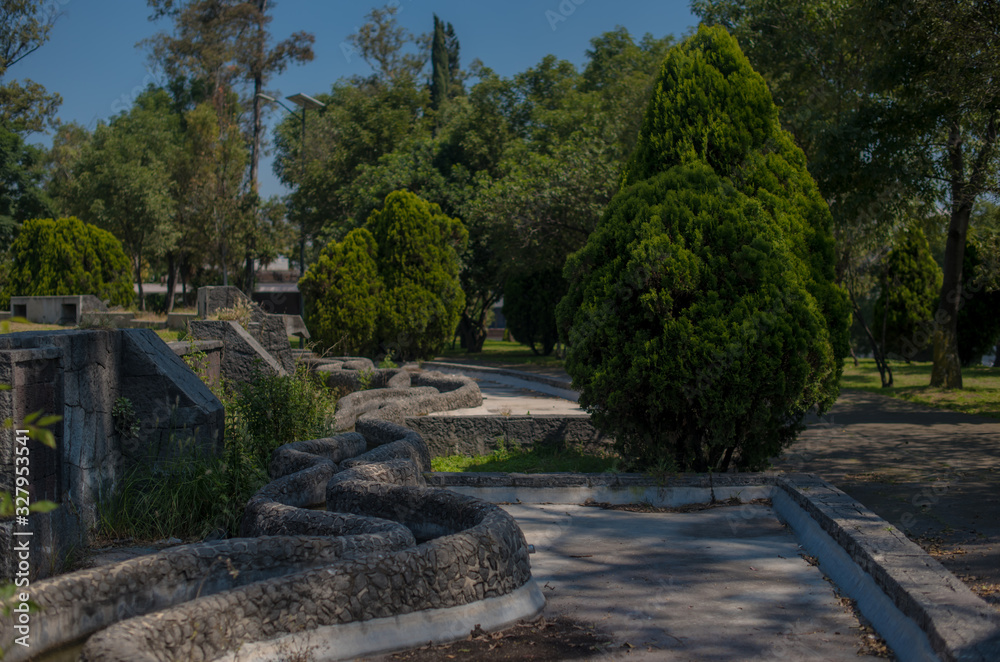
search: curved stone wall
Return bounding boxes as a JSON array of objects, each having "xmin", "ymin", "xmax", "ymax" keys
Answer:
[{"xmin": 0, "ymin": 381, "xmax": 540, "ymax": 661}]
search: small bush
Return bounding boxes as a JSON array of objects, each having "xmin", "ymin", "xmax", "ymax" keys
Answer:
[
  {"xmin": 213, "ymin": 298, "xmax": 255, "ymax": 329},
  {"xmin": 2, "ymin": 217, "xmax": 133, "ymax": 309},
  {"xmin": 228, "ymin": 365, "xmax": 338, "ymax": 467}
]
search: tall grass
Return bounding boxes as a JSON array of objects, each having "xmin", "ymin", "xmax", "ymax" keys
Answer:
[{"xmin": 96, "ymin": 366, "xmax": 339, "ymax": 542}]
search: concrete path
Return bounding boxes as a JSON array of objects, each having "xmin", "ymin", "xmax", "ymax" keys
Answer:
[
  {"xmin": 505, "ymin": 502, "xmax": 874, "ymax": 660},
  {"xmin": 430, "ymin": 378, "xmax": 584, "ymax": 417},
  {"xmin": 776, "ymin": 389, "xmax": 1000, "ymax": 610}
]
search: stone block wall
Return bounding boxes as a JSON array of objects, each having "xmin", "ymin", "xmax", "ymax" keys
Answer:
[
  {"xmin": 195, "ymin": 286, "xmax": 296, "ymax": 375},
  {"xmin": 0, "ymin": 330, "xmax": 224, "ymax": 579},
  {"xmin": 405, "ymin": 414, "xmax": 612, "ymax": 457}
]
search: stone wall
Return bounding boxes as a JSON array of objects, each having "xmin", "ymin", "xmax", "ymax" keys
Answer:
[
  {"xmin": 188, "ymin": 320, "xmax": 286, "ymax": 382},
  {"xmin": 0, "ymin": 330, "xmax": 224, "ymax": 579},
  {"xmin": 0, "ymin": 420, "xmax": 541, "ymax": 661},
  {"xmin": 9, "ymin": 295, "xmax": 107, "ymax": 326},
  {"xmin": 406, "ymin": 414, "xmax": 611, "ymax": 457},
  {"xmin": 195, "ymin": 286, "xmax": 296, "ymax": 374}
]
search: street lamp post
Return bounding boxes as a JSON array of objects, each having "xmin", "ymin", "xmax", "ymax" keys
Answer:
[{"xmin": 257, "ymin": 92, "xmax": 325, "ymax": 346}]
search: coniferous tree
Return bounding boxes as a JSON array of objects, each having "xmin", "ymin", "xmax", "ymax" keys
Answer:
[
  {"xmin": 558, "ymin": 26, "xmax": 846, "ymax": 472},
  {"xmin": 299, "ymin": 228, "xmax": 382, "ymax": 356},
  {"xmin": 3, "ymin": 217, "xmax": 133, "ymax": 309},
  {"xmin": 429, "ymin": 15, "xmax": 450, "ymax": 112},
  {"xmin": 366, "ymin": 190, "xmax": 467, "ymax": 359},
  {"xmin": 873, "ymin": 223, "xmax": 942, "ymax": 360}
]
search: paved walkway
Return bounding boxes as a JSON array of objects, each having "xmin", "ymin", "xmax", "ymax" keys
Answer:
[
  {"xmin": 441, "ymin": 357, "xmax": 1000, "ymax": 610},
  {"xmin": 507, "ymin": 502, "xmax": 875, "ymax": 660},
  {"xmin": 776, "ymin": 389, "xmax": 1000, "ymax": 609}
]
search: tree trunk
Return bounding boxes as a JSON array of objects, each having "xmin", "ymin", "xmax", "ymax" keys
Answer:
[
  {"xmin": 458, "ymin": 312, "xmax": 488, "ymax": 353},
  {"xmin": 994, "ymin": 341, "xmax": 999, "ymax": 368},
  {"xmin": 931, "ymin": 124, "xmax": 972, "ymax": 388},
  {"xmin": 249, "ymin": 5, "xmax": 264, "ymax": 198},
  {"xmin": 135, "ymin": 252, "xmax": 145, "ymax": 312},
  {"xmin": 164, "ymin": 253, "xmax": 177, "ymax": 314},
  {"xmin": 850, "ymin": 290, "xmax": 892, "ymax": 387}
]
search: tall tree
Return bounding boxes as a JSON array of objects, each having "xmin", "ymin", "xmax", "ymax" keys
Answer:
[
  {"xmin": 69, "ymin": 90, "xmax": 180, "ymax": 310},
  {"xmin": 0, "ymin": 125, "xmax": 53, "ymax": 227},
  {"xmin": 693, "ymin": 0, "xmax": 1000, "ymax": 388},
  {"xmin": 348, "ymin": 4, "xmax": 429, "ymax": 84},
  {"xmin": 0, "ymin": 1, "xmax": 62, "ymax": 132},
  {"xmin": 146, "ymin": 0, "xmax": 313, "ymax": 293},
  {"xmin": 429, "ymin": 14, "xmax": 462, "ymax": 114}
]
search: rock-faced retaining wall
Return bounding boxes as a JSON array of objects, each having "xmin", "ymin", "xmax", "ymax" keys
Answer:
[
  {"xmin": 334, "ymin": 370, "xmax": 483, "ymax": 430},
  {"xmin": 0, "ymin": 420, "xmax": 541, "ymax": 661},
  {"xmin": 196, "ymin": 286, "xmax": 296, "ymax": 373},
  {"xmin": 0, "ymin": 330, "xmax": 223, "ymax": 579},
  {"xmin": 407, "ymin": 414, "xmax": 611, "ymax": 457}
]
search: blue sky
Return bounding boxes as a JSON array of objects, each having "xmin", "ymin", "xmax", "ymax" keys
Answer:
[{"xmin": 14, "ymin": 0, "xmax": 699, "ymax": 199}]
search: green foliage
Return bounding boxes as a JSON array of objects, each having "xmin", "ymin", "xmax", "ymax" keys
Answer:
[
  {"xmin": 112, "ymin": 397, "xmax": 140, "ymax": 439},
  {"xmin": 623, "ymin": 26, "xmax": 850, "ymax": 366},
  {"xmin": 503, "ymin": 268, "xmax": 566, "ymax": 356},
  {"xmin": 873, "ymin": 223, "xmax": 942, "ymax": 358},
  {"xmin": 958, "ymin": 241, "xmax": 1000, "ymax": 366},
  {"xmin": 431, "ymin": 443, "xmax": 619, "ymax": 474},
  {"xmin": 0, "ymin": 0, "xmax": 62, "ymax": 132},
  {"xmin": 558, "ymin": 27, "xmax": 843, "ymax": 472},
  {"xmin": 228, "ymin": 366, "xmax": 338, "ymax": 467},
  {"xmin": 2, "ymin": 217, "xmax": 133, "ymax": 309},
  {"xmin": 69, "ymin": 88, "xmax": 180, "ymax": 301},
  {"xmin": 366, "ymin": 190, "xmax": 467, "ymax": 359},
  {"xmin": 299, "ymin": 228, "xmax": 382, "ymax": 355},
  {"xmin": 96, "ymin": 447, "xmax": 252, "ymax": 542},
  {"xmin": 97, "ymin": 366, "xmax": 338, "ymax": 541},
  {"xmin": 0, "ymin": 125, "xmax": 54, "ymax": 226}
]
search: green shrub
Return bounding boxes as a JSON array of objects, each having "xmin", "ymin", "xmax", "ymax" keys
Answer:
[
  {"xmin": 2, "ymin": 217, "xmax": 134, "ymax": 309},
  {"xmin": 557, "ymin": 26, "xmax": 844, "ymax": 472},
  {"xmin": 874, "ymin": 223, "xmax": 942, "ymax": 359},
  {"xmin": 503, "ymin": 268, "xmax": 566, "ymax": 356},
  {"xmin": 227, "ymin": 365, "xmax": 339, "ymax": 469},
  {"xmin": 366, "ymin": 190, "xmax": 468, "ymax": 359},
  {"xmin": 97, "ymin": 366, "xmax": 339, "ymax": 541},
  {"xmin": 299, "ymin": 228, "xmax": 382, "ymax": 355}
]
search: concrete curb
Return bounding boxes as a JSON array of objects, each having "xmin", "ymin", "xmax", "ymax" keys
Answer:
[
  {"xmin": 215, "ymin": 580, "xmax": 546, "ymax": 662},
  {"xmin": 430, "ymin": 471, "xmax": 1000, "ymax": 662},
  {"xmin": 421, "ymin": 361, "xmax": 579, "ymax": 401}
]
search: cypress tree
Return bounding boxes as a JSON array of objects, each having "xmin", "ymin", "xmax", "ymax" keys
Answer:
[
  {"xmin": 299, "ymin": 228, "xmax": 382, "ymax": 356},
  {"xmin": 366, "ymin": 190, "xmax": 467, "ymax": 359},
  {"xmin": 429, "ymin": 15, "xmax": 450, "ymax": 112},
  {"xmin": 558, "ymin": 26, "xmax": 847, "ymax": 471},
  {"xmin": 4, "ymin": 217, "xmax": 134, "ymax": 309}
]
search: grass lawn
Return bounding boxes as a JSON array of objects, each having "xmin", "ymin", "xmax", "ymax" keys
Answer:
[
  {"xmin": 432, "ymin": 443, "xmax": 619, "ymax": 474},
  {"xmin": 1, "ymin": 320, "xmax": 64, "ymax": 333},
  {"xmin": 435, "ymin": 339, "xmax": 565, "ymax": 369},
  {"xmin": 841, "ymin": 358, "xmax": 1000, "ymax": 419}
]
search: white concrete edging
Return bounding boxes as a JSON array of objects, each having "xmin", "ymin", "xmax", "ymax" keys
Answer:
[
  {"xmin": 217, "ymin": 580, "xmax": 545, "ymax": 662},
  {"xmin": 770, "ymin": 488, "xmax": 939, "ymax": 662}
]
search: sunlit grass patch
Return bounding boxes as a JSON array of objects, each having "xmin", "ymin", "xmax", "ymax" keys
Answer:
[{"xmin": 841, "ymin": 359, "xmax": 1000, "ymax": 418}]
